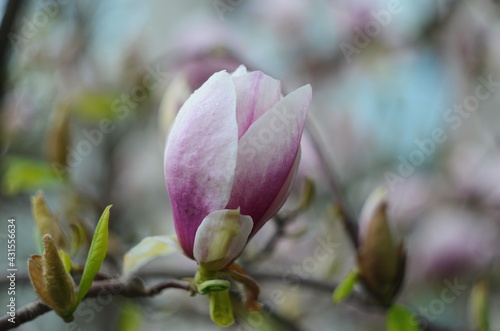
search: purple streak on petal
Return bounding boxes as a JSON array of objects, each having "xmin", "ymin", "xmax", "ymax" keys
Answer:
[
  {"xmin": 164, "ymin": 71, "xmax": 239, "ymax": 258},
  {"xmin": 252, "ymin": 150, "xmax": 301, "ymax": 236}
]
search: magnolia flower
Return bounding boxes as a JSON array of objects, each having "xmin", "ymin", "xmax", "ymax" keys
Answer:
[{"xmin": 164, "ymin": 65, "xmax": 311, "ymax": 270}]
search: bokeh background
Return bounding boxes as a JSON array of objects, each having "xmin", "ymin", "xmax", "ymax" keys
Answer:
[{"xmin": 1, "ymin": 0, "xmax": 500, "ymax": 330}]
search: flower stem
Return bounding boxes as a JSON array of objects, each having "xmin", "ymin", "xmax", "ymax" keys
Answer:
[{"xmin": 209, "ymin": 290, "xmax": 234, "ymax": 327}]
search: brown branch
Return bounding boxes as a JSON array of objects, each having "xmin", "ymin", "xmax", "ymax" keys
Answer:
[
  {"xmin": 305, "ymin": 115, "xmax": 360, "ymax": 249},
  {"xmin": 251, "ymin": 272, "xmax": 458, "ymax": 331},
  {"xmin": 0, "ymin": 0, "xmax": 26, "ymax": 102},
  {"xmin": 0, "ymin": 269, "xmax": 460, "ymax": 331},
  {"xmin": 241, "ymin": 215, "xmax": 287, "ymax": 266},
  {"xmin": 0, "ymin": 277, "xmax": 191, "ymax": 331},
  {"xmin": 244, "ymin": 179, "xmax": 315, "ymax": 265}
]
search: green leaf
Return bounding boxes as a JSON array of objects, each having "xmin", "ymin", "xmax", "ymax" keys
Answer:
[
  {"xmin": 386, "ymin": 305, "xmax": 420, "ymax": 331},
  {"xmin": 117, "ymin": 300, "xmax": 142, "ymax": 331},
  {"xmin": 58, "ymin": 250, "xmax": 72, "ymax": 273},
  {"xmin": 122, "ymin": 235, "xmax": 179, "ymax": 275},
  {"xmin": 33, "ymin": 229, "xmax": 44, "ymax": 254},
  {"xmin": 73, "ymin": 205, "xmax": 112, "ymax": 310},
  {"xmin": 72, "ymin": 92, "xmax": 122, "ymax": 122},
  {"xmin": 332, "ymin": 269, "xmax": 358, "ymax": 304},
  {"xmin": 469, "ymin": 279, "xmax": 489, "ymax": 331},
  {"xmin": 2, "ymin": 157, "xmax": 61, "ymax": 195},
  {"xmin": 69, "ymin": 222, "xmax": 87, "ymax": 256}
]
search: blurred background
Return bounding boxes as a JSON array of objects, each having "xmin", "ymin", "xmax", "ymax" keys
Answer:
[{"xmin": 1, "ymin": 0, "xmax": 500, "ymax": 330}]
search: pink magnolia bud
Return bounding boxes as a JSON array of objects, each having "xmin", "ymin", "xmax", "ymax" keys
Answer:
[{"xmin": 164, "ymin": 66, "xmax": 311, "ymax": 269}]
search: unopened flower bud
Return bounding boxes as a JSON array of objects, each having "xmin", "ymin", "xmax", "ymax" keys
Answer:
[
  {"xmin": 164, "ymin": 65, "xmax": 311, "ymax": 270},
  {"xmin": 357, "ymin": 187, "xmax": 406, "ymax": 306},
  {"xmin": 28, "ymin": 235, "xmax": 75, "ymax": 322}
]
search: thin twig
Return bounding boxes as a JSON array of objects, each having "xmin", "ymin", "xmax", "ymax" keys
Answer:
[
  {"xmin": 0, "ymin": 0, "xmax": 26, "ymax": 102},
  {"xmin": 305, "ymin": 115, "xmax": 360, "ymax": 249},
  {"xmin": 0, "ymin": 277, "xmax": 191, "ymax": 331},
  {"xmin": 0, "ymin": 269, "xmax": 457, "ymax": 331},
  {"xmin": 243, "ymin": 215, "xmax": 287, "ymax": 265},
  {"xmin": 251, "ymin": 272, "xmax": 456, "ymax": 331},
  {"xmin": 243, "ymin": 179, "xmax": 315, "ymax": 265}
]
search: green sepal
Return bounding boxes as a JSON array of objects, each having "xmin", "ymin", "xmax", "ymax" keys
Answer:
[{"xmin": 198, "ymin": 280, "xmax": 231, "ymax": 294}]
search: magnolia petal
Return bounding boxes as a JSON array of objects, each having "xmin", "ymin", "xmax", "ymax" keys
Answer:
[
  {"xmin": 165, "ymin": 71, "xmax": 239, "ymax": 258},
  {"xmin": 226, "ymin": 85, "xmax": 312, "ymax": 227},
  {"xmin": 253, "ymin": 150, "xmax": 301, "ymax": 234},
  {"xmin": 231, "ymin": 65, "xmax": 247, "ymax": 77},
  {"xmin": 193, "ymin": 209, "xmax": 253, "ymax": 271},
  {"xmin": 232, "ymin": 71, "xmax": 281, "ymax": 139},
  {"xmin": 123, "ymin": 235, "xmax": 181, "ymax": 275}
]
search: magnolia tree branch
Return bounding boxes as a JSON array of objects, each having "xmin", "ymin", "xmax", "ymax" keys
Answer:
[
  {"xmin": 305, "ymin": 116, "xmax": 360, "ymax": 249},
  {"xmin": 0, "ymin": 277, "xmax": 192, "ymax": 331},
  {"xmin": 0, "ymin": 271, "xmax": 460, "ymax": 331},
  {"xmin": 252, "ymin": 273, "xmax": 458, "ymax": 331},
  {"xmin": 0, "ymin": 0, "xmax": 26, "ymax": 102}
]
